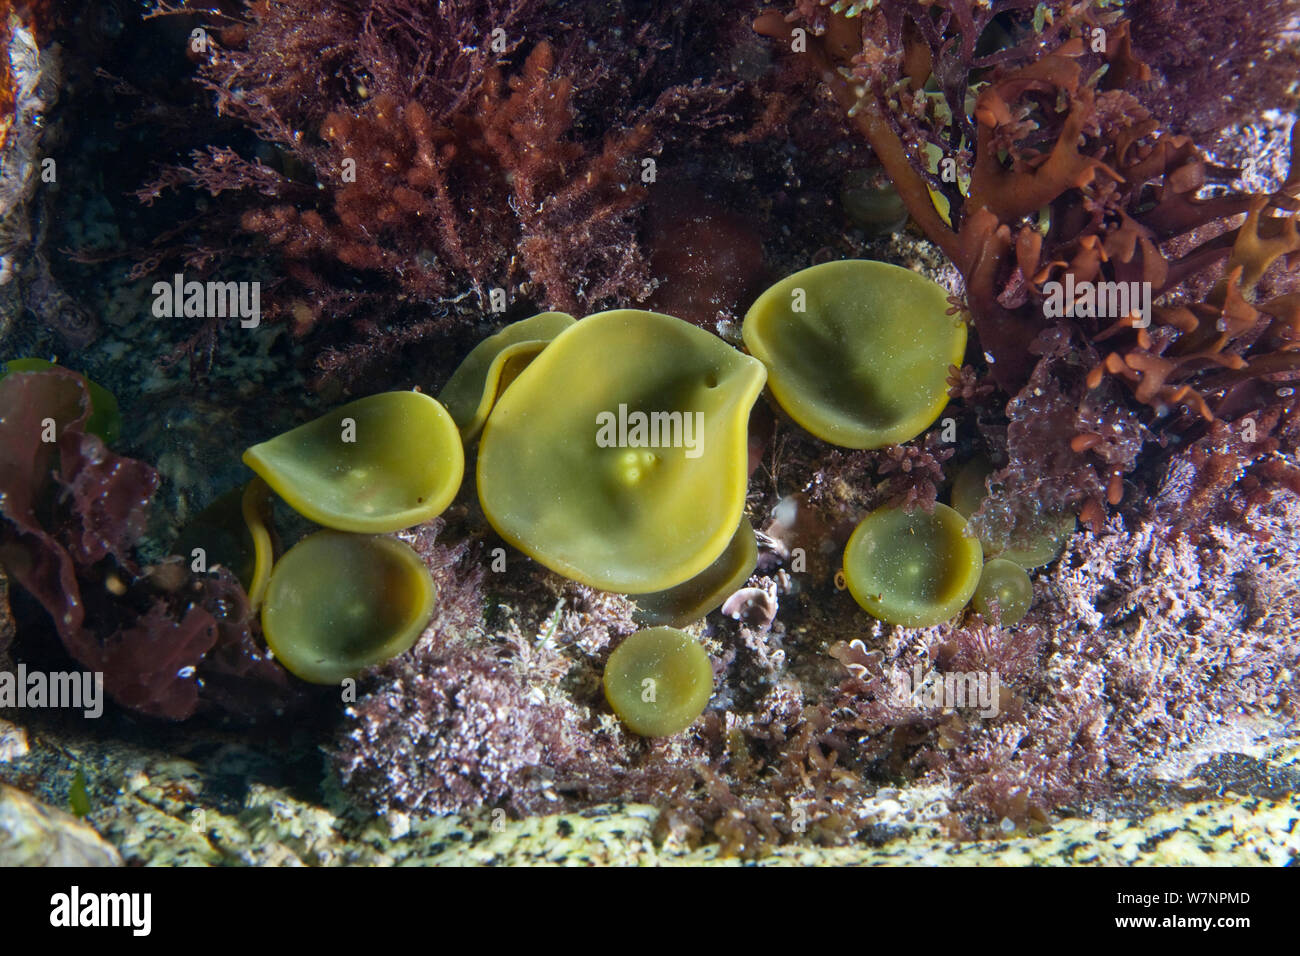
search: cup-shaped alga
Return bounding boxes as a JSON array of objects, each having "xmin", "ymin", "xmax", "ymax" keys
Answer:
[
  {"xmin": 843, "ymin": 502, "xmax": 983, "ymax": 627},
  {"xmin": 243, "ymin": 390, "xmax": 464, "ymax": 534},
  {"xmin": 477, "ymin": 309, "xmax": 766, "ymax": 593},
  {"xmin": 743, "ymin": 260, "xmax": 964, "ymax": 449},
  {"xmin": 603, "ymin": 626, "xmax": 714, "ymax": 737},
  {"xmin": 633, "ymin": 517, "xmax": 758, "ymax": 627},
  {"xmin": 260, "ymin": 531, "xmax": 436, "ymax": 684},
  {"xmin": 438, "ymin": 311, "xmax": 575, "ymax": 441}
]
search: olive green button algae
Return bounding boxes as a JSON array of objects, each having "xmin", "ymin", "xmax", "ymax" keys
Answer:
[
  {"xmin": 172, "ymin": 484, "xmax": 259, "ymax": 591},
  {"xmin": 742, "ymin": 260, "xmax": 965, "ymax": 449},
  {"xmin": 477, "ymin": 309, "xmax": 767, "ymax": 593},
  {"xmin": 843, "ymin": 503, "xmax": 983, "ymax": 627},
  {"xmin": 972, "ymin": 557, "xmax": 1033, "ymax": 625},
  {"xmin": 438, "ymin": 311, "xmax": 575, "ymax": 441},
  {"xmin": 261, "ymin": 531, "xmax": 436, "ymax": 684},
  {"xmin": 603, "ymin": 627, "xmax": 714, "ymax": 737},
  {"xmin": 242, "ymin": 390, "xmax": 464, "ymax": 534}
]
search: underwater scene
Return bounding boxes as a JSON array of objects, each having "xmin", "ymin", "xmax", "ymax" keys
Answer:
[{"xmin": 0, "ymin": 0, "xmax": 1298, "ymax": 888}]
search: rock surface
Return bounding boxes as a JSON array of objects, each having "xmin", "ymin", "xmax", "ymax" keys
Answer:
[
  {"xmin": 0, "ymin": 717, "xmax": 1295, "ymax": 866},
  {"xmin": 0, "ymin": 783, "xmax": 121, "ymax": 866}
]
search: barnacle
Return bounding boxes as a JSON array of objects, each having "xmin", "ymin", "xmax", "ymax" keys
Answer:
[
  {"xmin": 438, "ymin": 311, "xmax": 575, "ymax": 441},
  {"xmin": 603, "ymin": 626, "xmax": 714, "ymax": 737},
  {"xmin": 260, "ymin": 531, "xmax": 436, "ymax": 684},
  {"xmin": 843, "ymin": 502, "xmax": 983, "ymax": 627},
  {"xmin": 633, "ymin": 517, "xmax": 758, "ymax": 627},
  {"xmin": 243, "ymin": 390, "xmax": 464, "ymax": 534},
  {"xmin": 477, "ymin": 309, "xmax": 766, "ymax": 593},
  {"xmin": 972, "ymin": 557, "xmax": 1033, "ymax": 625},
  {"xmin": 742, "ymin": 260, "xmax": 965, "ymax": 449}
]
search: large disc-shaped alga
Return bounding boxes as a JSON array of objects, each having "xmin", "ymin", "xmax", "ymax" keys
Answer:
[
  {"xmin": 477, "ymin": 309, "xmax": 767, "ymax": 593},
  {"xmin": 633, "ymin": 517, "xmax": 758, "ymax": 627},
  {"xmin": 743, "ymin": 260, "xmax": 965, "ymax": 449}
]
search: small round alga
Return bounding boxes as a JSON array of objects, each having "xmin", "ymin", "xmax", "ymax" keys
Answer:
[
  {"xmin": 972, "ymin": 557, "xmax": 1033, "ymax": 625},
  {"xmin": 603, "ymin": 627, "xmax": 714, "ymax": 737},
  {"xmin": 243, "ymin": 390, "xmax": 464, "ymax": 534},
  {"xmin": 261, "ymin": 531, "xmax": 436, "ymax": 684},
  {"xmin": 742, "ymin": 259, "xmax": 965, "ymax": 449},
  {"xmin": 949, "ymin": 456, "xmax": 1075, "ymax": 569},
  {"xmin": 843, "ymin": 503, "xmax": 983, "ymax": 627}
]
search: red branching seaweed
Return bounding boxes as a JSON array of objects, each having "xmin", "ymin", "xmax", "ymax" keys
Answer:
[
  {"xmin": 0, "ymin": 369, "xmax": 306, "ymax": 720},
  {"xmin": 759, "ymin": 1, "xmax": 1300, "ymax": 526}
]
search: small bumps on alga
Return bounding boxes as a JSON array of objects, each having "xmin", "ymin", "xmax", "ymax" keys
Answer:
[
  {"xmin": 603, "ymin": 627, "xmax": 714, "ymax": 737},
  {"xmin": 243, "ymin": 390, "xmax": 464, "ymax": 534},
  {"xmin": 843, "ymin": 502, "xmax": 983, "ymax": 627},
  {"xmin": 633, "ymin": 517, "xmax": 758, "ymax": 627},
  {"xmin": 260, "ymin": 530, "xmax": 436, "ymax": 684},
  {"xmin": 477, "ymin": 309, "xmax": 767, "ymax": 593},
  {"xmin": 742, "ymin": 259, "xmax": 964, "ymax": 449},
  {"xmin": 438, "ymin": 311, "xmax": 575, "ymax": 442},
  {"xmin": 972, "ymin": 557, "xmax": 1033, "ymax": 625}
]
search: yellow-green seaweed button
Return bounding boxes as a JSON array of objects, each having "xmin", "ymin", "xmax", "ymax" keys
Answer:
[
  {"xmin": 633, "ymin": 517, "xmax": 758, "ymax": 627},
  {"xmin": 260, "ymin": 531, "xmax": 435, "ymax": 684},
  {"xmin": 241, "ymin": 477, "xmax": 276, "ymax": 609},
  {"xmin": 438, "ymin": 311, "xmax": 575, "ymax": 441},
  {"xmin": 972, "ymin": 557, "xmax": 1033, "ymax": 625},
  {"xmin": 843, "ymin": 502, "xmax": 983, "ymax": 627},
  {"xmin": 986, "ymin": 513, "xmax": 1074, "ymax": 569},
  {"xmin": 172, "ymin": 484, "xmax": 259, "ymax": 591},
  {"xmin": 603, "ymin": 626, "xmax": 714, "ymax": 737},
  {"xmin": 742, "ymin": 259, "xmax": 965, "ymax": 449},
  {"xmin": 477, "ymin": 309, "xmax": 767, "ymax": 593},
  {"xmin": 172, "ymin": 478, "xmax": 276, "ymax": 604},
  {"xmin": 242, "ymin": 390, "xmax": 464, "ymax": 534}
]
